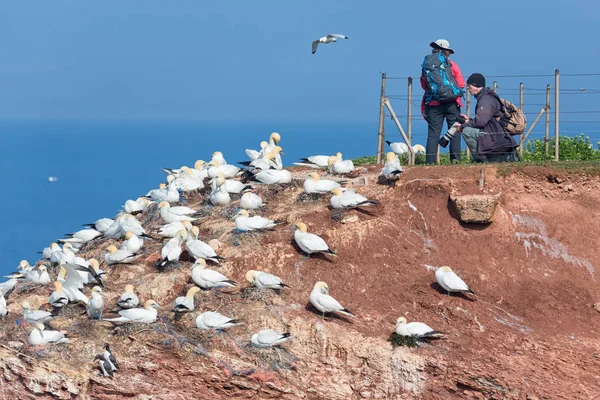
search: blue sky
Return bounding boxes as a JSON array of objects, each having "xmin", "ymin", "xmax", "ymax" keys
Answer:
[{"xmin": 0, "ymin": 0, "xmax": 599, "ymax": 123}]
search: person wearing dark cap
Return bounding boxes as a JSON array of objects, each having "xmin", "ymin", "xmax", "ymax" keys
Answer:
[
  {"xmin": 458, "ymin": 73, "xmax": 518, "ymax": 162},
  {"xmin": 420, "ymin": 39, "xmax": 465, "ymax": 164}
]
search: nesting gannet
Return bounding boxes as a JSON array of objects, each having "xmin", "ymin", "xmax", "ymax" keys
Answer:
[
  {"xmin": 312, "ymin": 33, "xmax": 349, "ymax": 54},
  {"xmin": 157, "ymin": 229, "xmax": 187, "ymax": 270},
  {"xmin": 163, "ymin": 160, "xmax": 207, "ymax": 178},
  {"xmin": 207, "ymin": 161, "xmax": 241, "ymax": 179},
  {"xmin": 381, "ymin": 152, "xmax": 403, "ymax": 179},
  {"xmin": 294, "ymin": 223, "xmax": 336, "ymax": 257},
  {"xmin": 40, "ymin": 243, "xmax": 61, "ymax": 260},
  {"xmin": 0, "ymin": 277, "xmax": 22, "ymax": 296},
  {"xmin": 0, "ymin": 294, "xmax": 6, "ymax": 317},
  {"xmin": 117, "ymin": 284, "xmax": 139, "ymax": 309},
  {"xmin": 123, "ymin": 197, "xmax": 152, "ymax": 215},
  {"xmin": 16, "ymin": 260, "xmax": 34, "ymax": 273},
  {"xmin": 146, "ymin": 176, "xmax": 180, "ymax": 203},
  {"xmin": 174, "ymin": 166, "xmax": 205, "ymax": 191},
  {"xmin": 50, "ymin": 243, "xmax": 76, "ymax": 264},
  {"xmin": 103, "ymin": 299, "xmax": 160, "ymax": 323},
  {"xmin": 211, "ymin": 151, "xmax": 227, "ymax": 166},
  {"xmin": 220, "ymin": 178, "xmax": 253, "ymax": 194},
  {"xmin": 95, "ymin": 354, "xmax": 115, "ymax": 378},
  {"xmin": 171, "ymin": 286, "xmax": 201, "ymax": 313},
  {"xmin": 86, "ymin": 286, "xmax": 104, "ymax": 319},
  {"xmin": 304, "ymin": 172, "xmax": 345, "ymax": 194},
  {"xmin": 186, "ymin": 226, "xmax": 225, "ymax": 263},
  {"xmin": 239, "ymin": 151, "xmax": 278, "ymax": 172},
  {"xmin": 195, "ymin": 311, "xmax": 243, "ymax": 330},
  {"xmin": 413, "ymin": 144, "xmax": 426, "ymax": 155},
  {"xmin": 158, "ymin": 201, "xmax": 200, "ymax": 224},
  {"xmin": 394, "ymin": 317, "xmax": 444, "ymax": 340},
  {"xmin": 251, "ymin": 329, "xmax": 292, "ymax": 347},
  {"xmin": 158, "ymin": 220, "xmax": 192, "ymax": 238},
  {"xmin": 118, "ymin": 214, "xmax": 154, "ymax": 239},
  {"xmin": 243, "ymin": 169, "xmax": 292, "ymax": 185},
  {"xmin": 69, "ymin": 228, "xmax": 102, "ymax": 242},
  {"xmin": 191, "ymin": 259, "xmax": 237, "ymax": 289},
  {"xmin": 245, "ymin": 270, "xmax": 289, "ymax": 290},
  {"xmin": 309, "ymin": 281, "xmax": 355, "ymax": 318},
  {"xmin": 104, "ymin": 245, "xmax": 138, "ymax": 265},
  {"xmin": 49, "ymin": 281, "xmax": 69, "ymax": 308},
  {"xmin": 330, "ymin": 188, "xmax": 377, "ymax": 209},
  {"xmin": 25, "ymin": 265, "xmax": 51, "ymax": 285},
  {"xmin": 435, "ymin": 266, "xmax": 476, "ymax": 296},
  {"xmin": 120, "ymin": 231, "xmax": 144, "ymax": 254},
  {"xmin": 245, "ymin": 141, "xmax": 269, "ymax": 161},
  {"xmin": 103, "ymin": 343, "xmax": 119, "ymax": 371},
  {"xmin": 265, "ymin": 132, "xmax": 281, "ymax": 153},
  {"xmin": 328, "ymin": 153, "xmax": 355, "ymax": 174},
  {"xmin": 240, "ymin": 192, "xmax": 263, "ymax": 210},
  {"xmin": 82, "ymin": 218, "xmax": 114, "ymax": 234},
  {"xmin": 72, "ymin": 259, "xmax": 105, "ymax": 287},
  {"xmin": 102, "ymin": 215, "xmax": 127, "ymax": 239},
  {"xmin": 293, "ymin": 155, "xmax": 330, "ymax": 169},
  {"xmin": 22, "ymin": 301, "xmax": 54, "ymax": 324},
  {"xmin": 386, "ymin": 140, "xmax": 409, "ymax": 155},
  {"xmin": 234, "ymin": 210, "xmax": 281, "ymax": 232},
  {"xmin": 28, "ymin": 323, "xmax": 69, "ymax": 345},
  {"xmin": 59, "ymin": 263, "xmax": 89, "ymax": 304},
  {"xmin": 209, "ymin": 174, "xmax": 231, "ymax": 206}
]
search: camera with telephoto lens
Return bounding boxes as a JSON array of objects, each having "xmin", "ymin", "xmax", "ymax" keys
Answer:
[{"xmin": 438, "ymin": 115, "xmax": 466, "ymax": 148}]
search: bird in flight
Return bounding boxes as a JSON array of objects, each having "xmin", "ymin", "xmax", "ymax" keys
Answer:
[{"xmin": 312, "ymin": 34, "xmax": 348, "ymax": 54}]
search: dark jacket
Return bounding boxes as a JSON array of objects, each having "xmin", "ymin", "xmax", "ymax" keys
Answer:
[{"xmin": 464, "ymin": 88, "xmax": 505, "ymax": 134}]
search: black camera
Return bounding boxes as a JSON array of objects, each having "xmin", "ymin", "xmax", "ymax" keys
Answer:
[{"xmin": 438, "ymin": 115, "xmax": 466, "ymax": 148}]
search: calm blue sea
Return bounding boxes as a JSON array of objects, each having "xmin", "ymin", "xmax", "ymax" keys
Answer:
[{"xmin": 0, "ymin": 119, "xmax": 595, "ymax": 275}]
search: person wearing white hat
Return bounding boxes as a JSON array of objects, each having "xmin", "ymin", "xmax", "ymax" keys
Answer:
[{"xmin": 420, "ymin": 39, "xmax": 465, "ymax": 164}]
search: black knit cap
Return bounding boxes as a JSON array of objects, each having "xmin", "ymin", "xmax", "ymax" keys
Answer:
[{"xmin": 467, "ymin": 73, "xmax": 486, "ymax": 88}]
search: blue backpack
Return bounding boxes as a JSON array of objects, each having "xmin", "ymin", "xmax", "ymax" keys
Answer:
[{"xmin": 421, "ymin": 52, "xmax": 464, "ymax": 105}]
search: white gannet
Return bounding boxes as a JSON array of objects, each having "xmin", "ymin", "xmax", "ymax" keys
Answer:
[
  {"xmin": 50, "ymin": 243, "xmax": 76, "ymax": 264},
  {"xmin": 16, "ymin": 260, "xmax": 33, "ymax": 273},
  {"xmin": 191, "ymin": 259, "xmax": 237, "ymax": 289},
  {"xmin": 0, "ymin": 294, "xmax": 6, "ymax": 317},
  {"xmin": 240, "ymin": 192, "xmax": 263, "ymax": 210},
  {"xmin": 381, "ymin": 151, "xmax": 403, "ymax": 179},
  {"xmin": 49, "ymin": 281, "xmax": 69, "ymax": 308},
  {"xmin": 40, "ymin": 243, "xmax": 61, "ymax": 260},
  {"xmin": 102, "ymin": 214, "xmax": 127, "ymax": 239},
  {"xmin": 28, "ymin": 322, "xmax": 69, "ymax": 345},
  {"xmin": 62, "ymin": 228, "xmax": 102, "ymax": 243},
  {"xmin": 251, "ymin": 329, "xmax": 292, "ymax": 347},
  {"xmin": 210, "ymin": 177, "xmax": 252, "ymax": 194},
  {"xmin": 265, "ymin": 132, "xmax": 281, "ymax": 153},
  {"xmin": 174, "ymin": 166, "xmax": 205, "ymax": 191},
  {"xmin": 0, "ymin": 277, "xmax": 22, "ymax": 296},
  {"xmin": 171, "ymin": 286, "xmax": 201, "ymax": 314},
  {"xmin": 330, "ymin": 188, "xmax": 377, "ymax": 209},
  {"xmin": 234, "ymin": 210, "xmax": 281, "ymax": 232},
  {"xmin": 120, "ymin": 231, "xmax": 144, "ymax": 254},
  {"xmin": 119, "ymin": 214, "xmax": 154, "ymax": 239},
  {"xmin": 186, "ymin": 226, "xmax": 225, "ymax": 263},
  {"xmin": 158, "ymin": 220, "xmax": 192, "ymax": 238},
  {"xmin": 158, "ymin": 201, "xmax": 200, "ymax": 224},
  {"xmin": 104, "ymin": 245, "xmax": 139, "ymax": 265},
  {"xmin": 386, "ymin": 140, "xmax": 409, "ymax": 156},
  {"xmin": 394, "ymin": 316, "xmax": 444, "ymax": 340},
  {"xmin": 309, "ymin": 281, "xmax": 355, "ymax": 318},
  {"xmin": 240, "ymin": 151, "xmax": 278, "ymax": 172},
  {"xmin": 22, "ymin": 301, "xmax": 54, "ymax": 324},
  {"xmin": 413, "ymin": 144, "xmax": 426, "ymax": 155},
  {"xmin": 435, "ymin": 266, "xmax": 476, "ymax": 295},
  {"xmin": 244, "ymin": 169, "xmax": 292, "ymax": 185},
  {"xmin": 157, "ymin": 229, "xmax": 187, "ymax": 270},
  {"xmin": 245, "ymin": 141, "xmax": 269, "ymax": 161},
  {"xmin": 25, "ymin": 265, "xmax": 51, "ymax": 285},
  {"xmin": 86, "ymin": 286, "xmax": 104, "ymax": 319},
  {"xmin": 304, "ymin": 172, "xmax": 344, "ymax": 194},
  {"xmin": 328, "ymin": 153, "xmax": 355, "ymax": 174},
  {"xmin": 117, "ymin": 284, "xmax": 139, "ymax": 309},
  {"xmin": 245, "ymin": 270, "xmax": 289, "ymax": 290},
  {"xmin": 163, "ymin": 160, "xmax": 206, "ymax": 178},
  {"xmin": 123, "ymin": 197, "xmax": 152, "ymax": 215},
  {"xmin": 72, "ymin": 258, "xmax": 105, "ymax": 287},
  {"xmin": 207, "ymin": 161, "xmax": 241, "ymax": 179},
  {"xmin": 209, "ymin": 174, "xmax": 231, "ymax": 206},
  {"xmin": 211, "ymin": 151, "xmax": 227, "ymax": 166},
  {"xmin": 103, "ymin": 299, "xmax": 160, "ymax": 324},
  {"xmin": 147, "ymin": 176, "xmax": 180, "ymax": 203},
  {"xmin": 311, "ymin": 33, "xmax": 349, "ymax": 54},
  {"xmin": 293, "ymin": 155, "xmax": 330, "ymax": 169},
  {"xmin": 195, "ymin": 311, "xmax": 243, "ymax": 330},
  {"xmin": 82, "ymin": 218, "xmax": 114, "ymax": 234},
  {"xmin": 59, "ymin": 263, "xmax": 89, "ymax": 304},
  {"xmin": 294, "ymin": 223, "xmax": 336, "ymax": 257}
]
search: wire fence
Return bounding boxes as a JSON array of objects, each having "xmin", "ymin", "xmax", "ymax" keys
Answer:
[{"xmin": 377, "ymin": 70, "xmax": 600, "ymax": 163}]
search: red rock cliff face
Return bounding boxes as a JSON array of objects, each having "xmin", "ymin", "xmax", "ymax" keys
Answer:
[{"xmin": 1, "ymin": 165, "xmax": 599, "ymax": 400}]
